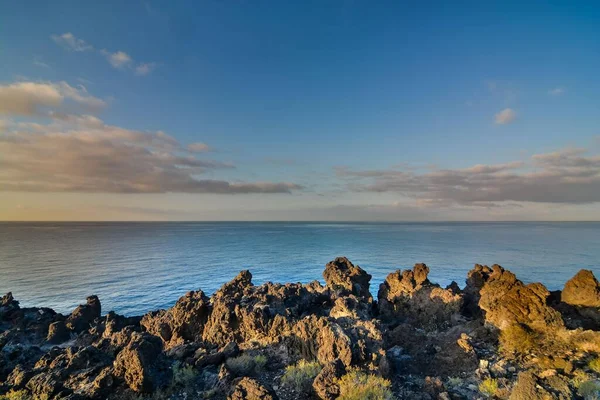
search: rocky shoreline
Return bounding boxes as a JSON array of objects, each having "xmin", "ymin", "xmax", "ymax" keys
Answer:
[{"xmin": 1, "ymin": 257, "xmax": 599, "ymax": 399}]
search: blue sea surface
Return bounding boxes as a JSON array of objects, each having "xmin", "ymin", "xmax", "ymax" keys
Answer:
[{"xmin": 0, "ymin": 222, "xmax": 599, "ymax": 316}]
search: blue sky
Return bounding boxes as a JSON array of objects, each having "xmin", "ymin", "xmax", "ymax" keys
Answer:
[{"xmin": 1, "ymin": 1, "xmax": 599, "ymax": 220}]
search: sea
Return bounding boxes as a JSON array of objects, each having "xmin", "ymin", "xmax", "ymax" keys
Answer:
[{"xmin": 0, "ymin": 222, "xmax": 599, "ymax": 316}]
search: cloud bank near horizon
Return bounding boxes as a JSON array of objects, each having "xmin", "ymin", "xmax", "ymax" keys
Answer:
[{"xmin": 336, "ymin": 147, "xmax": 600, "ymax": 207}]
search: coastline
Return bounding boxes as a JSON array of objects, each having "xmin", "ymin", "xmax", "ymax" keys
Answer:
[{"xmin": 1, "ymin": 257, "xmax": 599, "ymax": 399}]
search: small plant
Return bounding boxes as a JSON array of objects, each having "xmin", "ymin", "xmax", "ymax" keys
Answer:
[
  {"xmin": 226, "ymin": 353, "xmax": 268, "ymax": 377},
  {"xmin": 447, "ymin": 376, "xmax": 463, "ymax": 387},
  {"xmin": 499, "ymin": 324, "xmax": 539, "ymax": 356},
  {"xmin": 578, "ymin": 380, "xmax": 600, "ymax": 400},
  {"xmin": 172, "ymin": 361, "xmax": 198, "ymax": 386},
  {"xmin": 0, "ymin": 390, "xmax": 32, "ymax": 400},
  {"xmin": 253, "ymin": 354, "xmax": 268, "ymax": 371},
  {"xmin": 281, "ymin": 359, "xmax": 322, "ymax": 393},
  {"xmin": 589, "ymin": 358, "xmax": 600, "ymax": 374},
  {"xmin": 478, "ymin": 378, "xmax": 498, "ymax": 398},
  {"xmin": 336, "ymin": 370, "xmax": 394, "ymax": 400}
]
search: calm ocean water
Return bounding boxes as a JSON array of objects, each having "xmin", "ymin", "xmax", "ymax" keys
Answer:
[{"xmin": 0, "ymin": 222, "xmax": 599, "ymax": 316}]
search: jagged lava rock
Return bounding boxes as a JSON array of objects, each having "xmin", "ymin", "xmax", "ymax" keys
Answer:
[
  {"xmin": 46, "ymin": 321, "xmax": 70, "ymax": 344},
  {"xmin": 323, "ymin": 257, "xmax": 372, "ymax": 300},
  {"xmin": 66, "ymin": 295, "xmax": 101, "ymax": 333},
  {"xmin": 141, "ymin": 289, "xmax": 210, "ymax": 346},
  {"xmin": 562, "ymin": 269, "xmax": 600, "ymax": 307},
  {"xmin": 378, "ymin": 263, "xmax": 462, "ymax": 329},
  {"xmin": 113, "ymin": 332, "xmax": 166, "ymax": 393}
]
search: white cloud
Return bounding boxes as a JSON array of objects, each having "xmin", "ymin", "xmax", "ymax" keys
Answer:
[
  {"xmin": 102, "ymin": 50, "xmax": 133, "ymax": 69},
  {"xmin": 0, "ymin": 80, "xmax": 301, "ymax": 194},
  {"xmin": 33, "ymin": 59, "xmax": 50, "ymax": 69},
  {"xmin": 51, "ymin": 32, "xmax": 93, "ymax": 52},
  {"xmin": 187, "ymin": 142, "xmax": 210, "ymax": 153},
  {"xmin": 52, "ymin": 33, "xmax": 155, "ymax": 75},
  {"xmin": 0, "ymin": 81, "xmax": 106, "ymax": 116},
  {"xmin": 548, "ymin": 87, "xmax": 566, "ymax": 96},
  {"xmin": 495, "ymin": 108, "xmax": 516, "ymax": 124},
  {"xmin": 135, "ymin": 62, "xmax": 157, "ymax": 76}
]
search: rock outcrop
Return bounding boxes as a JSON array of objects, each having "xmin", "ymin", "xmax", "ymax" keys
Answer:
[
  {"xmin": 0, "ymin": 259, "xmax": 599, "ymax": 400},
  {"xmin": 378, "ymin": 263, "xmax": 463, "ymax": 329},
  {"xmin": 562, "ymin": 269, "xmax": 600, "ymax": 307},
  {"xmin": 466, "ymin": 264, "xmax": 564, "ymax": 332},
  {"xmin": 66, "ymin": 295, "xmax": 101, "ymax": 333},
  {"xmin": 323, "ymin": 257, "xmax": 372, "ymax": 300},
  {"xmin": 141, "ymin": 289, "xmax": 210, "ymax": 346}
]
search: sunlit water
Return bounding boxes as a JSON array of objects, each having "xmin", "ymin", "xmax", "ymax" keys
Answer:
[{"xmin": 1, "ymin": 222, "xmax": 599, "ymax": 316}]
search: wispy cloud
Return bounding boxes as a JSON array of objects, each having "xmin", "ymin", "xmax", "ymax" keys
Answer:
[
  {"xmin": 52, "ymin": 32, "xmax": 156, "ymax": 76},
  {"xmin": 33, "ymin": 57, "xmax": 50, "ymax": 69},
  {"xmin": 135, "ymin": 62, "xmax": 157, "ymax": 76},
  {"xmin": 495, "ymin": 108, "xmax": 516, "ymax": 124},
  {"xmin": 187, "ymin": 142, "xmax": 211, "ymax": 153},
  {"xmin": 51, "ymin": 32, "xmax": 93, "ymax": 52},
  {"xmin": 548, "ymin": 87, "xmax": 566, "ymax": 96}
]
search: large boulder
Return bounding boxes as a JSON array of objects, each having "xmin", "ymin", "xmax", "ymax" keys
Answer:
[
  {"xmin": 562, "ymin": 269, "xmax": 600, "ymax": 307},
  {"xmin": 467, "ymin": 264, "xmax": 564, "ymax": 332},
  {"xmin": 228, "ymin": 377, "xmax": 278, "ymax": 400},
  {"xmin": 323, "ymin": 257, "xmax": 371, "ymax": 300},
  {"xmin": 113, "ymin": 332, "xmax": 165, "ymax": 393},
  {"xmin": 290, "ymin": 316, "xmax": 353, "ymax": 367},
  {"xmin": 378, "ymin": 263, "xmax": 462, "ymax": 329},
  {"xmin": 66, "ymin": 295, "xmax": 101, "ymax": 333}
]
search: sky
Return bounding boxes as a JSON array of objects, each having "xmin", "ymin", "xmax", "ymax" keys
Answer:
[{"xmin": 1, "ymin": 1, "xmax": 599, "ymax": 221}]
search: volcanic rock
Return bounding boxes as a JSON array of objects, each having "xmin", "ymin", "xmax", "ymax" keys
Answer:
[
  {"xmin": 66, "ymin": 296, "xmax": 101, "ymax": 333},
  {"xmin": 378, "ymin": 263, "xmax": 462, "ymax": 329},
  {"xmin": 312, "ymin": 359, "xmax": 346, "ymax": 400},
  {"xmin": 47, "ymin": 321, "xmax": 70, "ymax": 344},
  {"xmin": 562, "ymin": 269, "xmax": 600, "ymax": 307},
  {"xmin": 323, "ymin": 257, "xmax": 372, "ymax": 300},
  {"xmin": 228, "ymin": 377, "xmax": 279, "ymax": 400}
]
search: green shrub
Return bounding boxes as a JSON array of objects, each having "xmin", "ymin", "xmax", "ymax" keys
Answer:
[
  {"xmin": 172, "ymin": 361, "xmax": 198, "ymax": 386},
  {"xmin": 226, "ymin": 353, "xmax": 268, "ymax": 376},
  {"xmin": 478, "ymin": 378, "xmax": 498, "ymax": 398},
  {"xmin": 281, "ymin": 359, "xmax": 322, "ymax": 393},
  {"xmin": 578, "ymin": 380, "xmax": 600, "ymax": 400},
  {"xmin": 589, "ymin": 358, "xmax": 600, "ymax": 374},
  {"xmin": 336, "ymin": 370, "xmax": 394, "ymax": 400},
  {"xmin": 499, "ymin": 324, "xmax": 539, "ymax": 356},
  {"xmin": 0, "ymin": 390, "xmax": 32, "ymax": 400}
]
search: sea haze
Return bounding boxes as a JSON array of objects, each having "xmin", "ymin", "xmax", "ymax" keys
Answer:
[{"xmin": 0, "ymin": 222, "xmax": 598, "ymax": 316}]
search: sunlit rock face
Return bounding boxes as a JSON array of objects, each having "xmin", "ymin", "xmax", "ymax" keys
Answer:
[{"xmin": 562, "ymin": 269, "xmax": 600, "ymax": 307}]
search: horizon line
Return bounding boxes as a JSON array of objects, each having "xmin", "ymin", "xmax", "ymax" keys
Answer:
[{"xmin": 2, "ymin": 220, "xmax": 600, "ymax": 223}]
